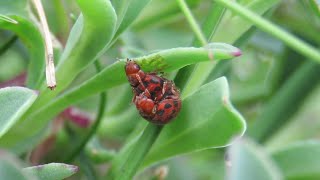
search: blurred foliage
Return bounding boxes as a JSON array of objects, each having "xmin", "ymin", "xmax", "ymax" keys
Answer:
[{"xmin": 0, "ymin": 0, "xmax": 320, "ymax": 179}]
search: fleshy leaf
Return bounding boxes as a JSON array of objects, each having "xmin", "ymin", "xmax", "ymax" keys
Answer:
[
  {"xmin": 142, "ymin": 77, "xmax": 246, "ymax": 166},
  {"xmin": 114, "ymin": 0, "xmax": 153, "ymax": 38},
  {"xmin": 0, "ymin": 0, "xmax": 46, "ymax": 88},
  {"xmin": 0, "ymin": 0, "xmax": 117, "ymax": 154},
  {"xmin": 23, "ymin": 44, "xmax": 242, "ymax": 142},
  {"xmin": 23, "ymin": 163, "xmax": 78, "ymax": 180},
  {"xmin": 272, "ymin": 141, "xmax": 320, "ymax": 180},
  {"xmin": 0, "ymin": 151, "xmax": 36, "ymax": 180},
  {"xmin": 228, "ymin": 138, "xmax": 283, "ymax": 180},
  {"xmin": 0, "ymin": 87, "xmax": 37, "ymax": 138}
]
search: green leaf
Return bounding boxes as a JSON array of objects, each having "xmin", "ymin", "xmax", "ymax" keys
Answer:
[
  {"xmin": 111, "ymin": 0, "xmax": 131, "ymax": 28},
  {"xmin": 26, "ymin": 43, "xmax": 241, "ymax": 134},
  {"xmin": 248, "ymin": 61, "xmax": 320, "ymax": 142},
  {"xmin": 114, "ymin": 0, "xmax": 153, "ymax": 38},
  {"xmin": 0, "ymin": 151, "xmax": 36, "ymax": 180},
  {"xmin": 212, "ymin": 0, "xmax": 280, "ymax": 43},
  {"xmin": 0, "ymin": 87, "xmax": 37, "ymax": 138},
  {"xmin": 30, "ymin": 0, "xmax": 118, "ymax": 107},
  {"xmin": 272, "ymin": 141, "xmax": 320, "ymax": 180},
  {"xmin": 23, "ymin": 163, "xmax": 78, "ymax": 180},
  {"xmin": 0, "ymin": 0, "xmax": 117, "ymax": 154},
  {"xmin": 0, "ymin": 0, "xmax": 46, "ymax": 88},
  {"xmin": 107, "ymin": 77, "xmax": 246, "ymax": 179},
  {"xmin": 214, "ymin": 0, "xmax": 320, "ymax": 63},
  {"xmin": 229, "ymin": 138, "xmax": 283, "ymax": 180},
  {"xmin": 142, "ymin": 77, "xmax": 246, "ymax": 166}
]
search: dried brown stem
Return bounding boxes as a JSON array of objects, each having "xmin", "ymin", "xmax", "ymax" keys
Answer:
[{"xmin": 31, "ymin": 0, "xmax": 56, "ymax": 90}]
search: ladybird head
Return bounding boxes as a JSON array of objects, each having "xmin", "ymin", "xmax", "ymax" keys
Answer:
[{"xmin": 125, "ymin": 59, "xmax": 141, "ymax": 76}]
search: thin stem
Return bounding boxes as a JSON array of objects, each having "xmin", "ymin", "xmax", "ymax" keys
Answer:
[
  {"xmin": 180, "ymin": 3, "xmax": 227, "ymax": 97},
  {"xmin": 176, "ymin": 0, "xmax": 207, "ymax": 46},
  {"xmin": 175, "ymin": 2, "xmax": 226, "ymax": 89},
  {"xmin": 31, "ymin": 0, "xmax": 56, "ymax": 89},
  {"xmin": 214, "ymin": 0, "xmax": 320, "ymax": 63},
  {"xmin": 64, "ymin": 61, "xmax": 106, "ymax": 162},
  {"xmin": 115, "ymin": 124, "xmax": 163, "ymax": 180}
]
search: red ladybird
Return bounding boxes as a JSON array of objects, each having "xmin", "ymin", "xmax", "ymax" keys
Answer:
[
  {"xmin": 125, "ymin": 59, "xmax": 146, "ymax": 88},
  {"xmin": 125, "ymin": 59, "xmax": 182, "ymax": 125},
  {"xmin": 135, "ymin": 90, "xmax": 182, "ymax": 125},
  {"xmin": 125, "ymin": 60, "xmax": 167, "ymax": 101}
]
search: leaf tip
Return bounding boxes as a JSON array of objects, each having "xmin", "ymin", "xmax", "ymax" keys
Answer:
[
  {"xmin": 67, "ymin": 164, "xmax": 79, "ymax": 173},
  {"xmin": 232, "ymin": 49, "xmax": 242, "ymax": 57}
]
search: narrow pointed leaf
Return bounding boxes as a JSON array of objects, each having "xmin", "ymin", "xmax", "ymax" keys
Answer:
[{"xmin": 23, "ymin": 163, "xmax": 78, "ymax": 180}]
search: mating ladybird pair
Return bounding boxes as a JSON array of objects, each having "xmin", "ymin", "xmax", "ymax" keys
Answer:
[{"xmin": 125, "ymin": 60, "xmax": 181, "ymax": 125}]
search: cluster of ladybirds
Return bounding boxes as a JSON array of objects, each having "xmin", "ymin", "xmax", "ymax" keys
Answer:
[{"xmin": 125, "ymin": 59, "xmax": 181, "ymax": 125}]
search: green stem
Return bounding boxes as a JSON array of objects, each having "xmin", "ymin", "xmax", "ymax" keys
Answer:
[
  {"xmin": 248, "ymin": 61, "xmax": 320, "ymax": 142},
  {"xmin": 175, "ymin": 2, "xmax": 226, "ymax": 94},
  {"xmin": 64, "ymin": 61, "xmax": 106, "ymax": 162},
  {"xmin": 176, "ymin": 0, "xmax": 207, "ymax": 46},
  {"xmin": 111, "ymin": 124, "xmax": 163, "ymax": 180},
  {"xmin": 79, "ymin": 151, "xmax": 97, "ymax": 180},
  {"xmin": 214, "ymin": 0, "xmax": 320, "ymax": 63}
]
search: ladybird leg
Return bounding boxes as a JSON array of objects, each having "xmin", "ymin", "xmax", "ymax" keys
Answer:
[
  {"xmin": 162, "ymin": 81, "xmax": 169, "ymax": 95},
  {"xmin": 143, "ymin": 89, "xmax": 152, "ymax": 99},
  {"xmin": 135, "ymin": 73, "xmax": 147, "ymax": 89},
  {"xmin": 152, "ymin": 103, "xmax": 157, "ymax": 114}
]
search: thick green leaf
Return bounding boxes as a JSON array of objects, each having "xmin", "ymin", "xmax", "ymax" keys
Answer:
[
  {"xmin": 0, "ymin": 0, "xmax": 45, "ymax": 88},
  {"xmin": 107, "ymin": 77, "xmax": 246, "ymax": 178},
  {"xmin": 272, "ymin": 141, "xmax": 320, "ymax": 180},
  {"xmin": 114, "ymin": 0, "xmax": 153, "ymax": 38},
  {"xmin": 0, "ymin": 87, "xmax": 37, "ymax": 138},
  {"xmin": 29, "ymin": 0, "xmax": 117, "ymax": 107},
  {"xmin": 0, "ymin": 151, "xmax": 35, "ymax": 180},
  {"xmin": 0, "ymin": 0, "xmax": 117, "ymax": 154},
  {"xmin": 25, "ymin": 43, "xmax": 241, "ymax": 135},
  {"xmin": 229, "ymin": 138, "xmax": 283, "ymax": 180},
  {"xmin": 23, "ymin": 163, "xmax": 78, "ymax": 180},
  {"xmin": 142, "ymin": 77, "xmax": 246, "ymax": 166},
  {"xmin": 111, "ymin": 0, "xmax": 131, "ymax": 28}
]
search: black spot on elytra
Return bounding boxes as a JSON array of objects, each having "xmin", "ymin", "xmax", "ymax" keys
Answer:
[
  {"xmin": 164, "ymin": 103, "xmax": 172, "ymax": 109},
  {"xmin": 143, "ymin": 81, "xmax": 149, "ymax": 87},
  {"xmin": 154, "ymin": 86, "xmax": 161, "ymax": 91},
  {"xmin": 150, "ymin": 91, "xmax": 156, "ymax": 97},
  {"xmin": 172, "ymin": 109, "xmax": 176, "ymax": 114},
  {"xmin": 156, "ymin": 109, "xmax": 165, "ymax": 116}
]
